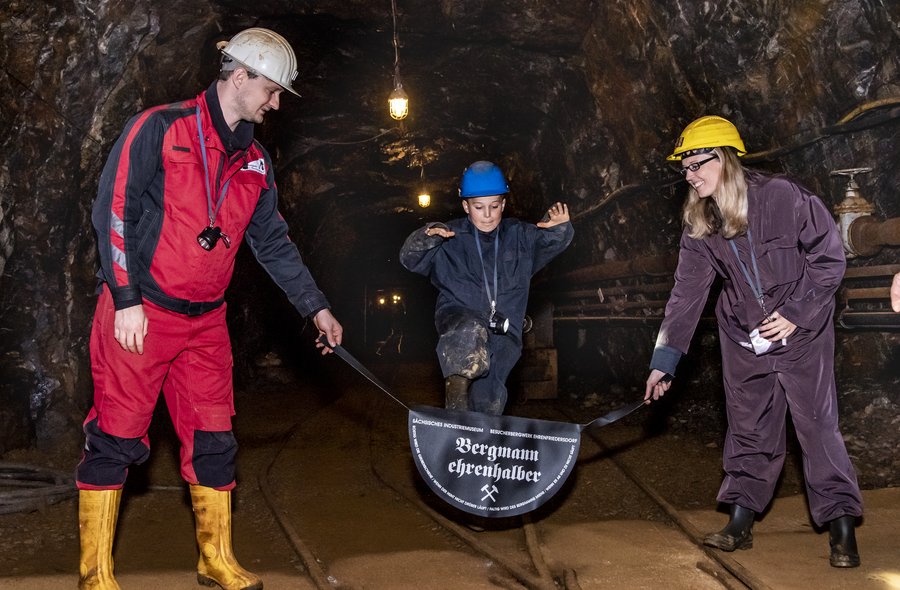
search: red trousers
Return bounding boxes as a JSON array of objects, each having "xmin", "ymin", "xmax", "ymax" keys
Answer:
[{"xmin": 76, "ymin": 286, "xmax": 236, "ymax": 490}]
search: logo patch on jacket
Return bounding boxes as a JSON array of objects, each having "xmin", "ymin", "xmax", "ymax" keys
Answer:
[{"xmin": 243, "ymin": 158, "xmax": 266, "ymax": 175}]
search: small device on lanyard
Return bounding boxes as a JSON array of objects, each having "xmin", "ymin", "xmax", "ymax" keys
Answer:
[
  {"xmin": 195, "ymin": 106, "xmax": 233, "ymax": 252},
  {"xmin": 197, "ymin": 225, "xmax": 231, "ymax": 251},
  {"xmin": 488, "ymin": 307, "xmax": 509, "ymax": 335}
]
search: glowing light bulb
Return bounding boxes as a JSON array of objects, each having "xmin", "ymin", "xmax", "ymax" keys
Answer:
[{"xmin": 389, "ymin": 84, "xmax": 409, "ymax": 120}]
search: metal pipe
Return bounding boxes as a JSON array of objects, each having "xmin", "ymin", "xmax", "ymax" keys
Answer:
[
  {"xmin": 547, "ymin": 253, "xmax": 899, "ymax": 328},
  {"xmin": 555, "ymin": 315, "xmax": 664, "ymax": 324},
  {"xmin": 848, "ymin": 216, "xmax": 900, "ymax": 257},
  {"xmin": 837, "ymin": 311, "xmax": 900, "ymax": 329},
  {"xmin": 554, "ymin": 288, "xmax": 605, "ymax": 300},
  {"xmin": 554, "ymin": 315, "xmax": 719, "ymax": 326},
  {"xmin": 838, "ymin": 287, "xmax": 891, "ymax": 301},
  {"xmin": 555, "ymin": 254, "xmax": 677, "ymax": 284},
  {"xmin": 554, "ymin": 281, "xmax": 675, "ymax": 301},
  {"xmin": 556, "ymin": 311, "xmax": 900, "ymax": 330},
  {"xmin": 831, "ymin": 168, "xmax": 874, "ymax": 258},
  {"xmin": 844, "ymin": 264, "xmax": 900, "ymax": 279},
  {"xmin": 556, "ymin": 301, "xmax": 669, "ymax": 314},
  {"xmin": 553, "ymin": 256, "xmax": 896, "ymax": 289}
]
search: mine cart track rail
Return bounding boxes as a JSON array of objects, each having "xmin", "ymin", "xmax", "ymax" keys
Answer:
[
  {"xmin": 258, "ymin": 369, "xmax": 764, "ymax": 590},
  {"xmin": 571, "ymin": 413, "xmax": 771, "ymax": 590},
  {"xmin": 0, "ymin": 463, "xmax": 77, "ymax": 515}
]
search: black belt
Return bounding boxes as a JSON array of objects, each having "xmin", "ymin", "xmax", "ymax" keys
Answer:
[{"xmin": 143, "ymin": 287, "xmax": 224, "ymax": 316}]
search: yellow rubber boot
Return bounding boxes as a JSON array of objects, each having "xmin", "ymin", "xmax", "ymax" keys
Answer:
[
  {"xmin": 78, "ymin": 489, "xmax": 122, "ymax": 590},
  {"xmin": 190, "ymin": 485, "xmax": 262, "ymax": 590}
]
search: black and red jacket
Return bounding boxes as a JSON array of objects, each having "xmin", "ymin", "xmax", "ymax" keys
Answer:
[{"xmin": 92, "ymin": 85, "xmax": 329, "ymax": 317}]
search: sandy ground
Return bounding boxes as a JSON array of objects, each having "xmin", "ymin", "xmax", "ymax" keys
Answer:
[{"xmin": 1, "ymin": 359, "xmax": 898, "ymax": 589}]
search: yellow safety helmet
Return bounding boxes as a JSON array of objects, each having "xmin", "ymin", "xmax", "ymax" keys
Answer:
[{"xmin": 667, "ymin": 115, "xmax": 747, "ymax": 160}]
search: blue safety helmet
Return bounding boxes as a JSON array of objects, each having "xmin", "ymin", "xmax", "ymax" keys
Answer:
[{"xmin": 459, "ymin": 161, "xmax": 509, "ymax": 198}]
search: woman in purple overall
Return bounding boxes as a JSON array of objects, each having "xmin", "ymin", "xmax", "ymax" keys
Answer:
[{"xmin": 644, "ymin": 116, "xmax": 863, "ymax": 568}]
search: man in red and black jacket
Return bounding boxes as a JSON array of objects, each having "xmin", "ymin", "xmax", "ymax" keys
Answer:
[{"xmin": 75, "ymin": 28, "xmax": 341, "ymax": 590}]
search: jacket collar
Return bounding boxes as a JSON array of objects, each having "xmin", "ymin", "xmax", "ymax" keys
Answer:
[{"xmin": 204, "ymin": 81, "xmax": 254, "ymax": 155}]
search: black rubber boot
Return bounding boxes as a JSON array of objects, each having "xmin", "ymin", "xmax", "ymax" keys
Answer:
[
  {"xmin": 829, "ymin": 515, "xmax": 860, "ymax": 568},
  {"xmin": 703, "ymin": 504, "xmax": 755, "ymax": 551},
  {"xmin": 445, "ymin": 375, "xmax": 471, "ymax": 411}
]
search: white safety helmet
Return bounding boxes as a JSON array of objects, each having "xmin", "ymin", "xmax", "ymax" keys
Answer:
[{"xmin": 217, "ymin": 27, "xmax": 300, "ymax": 97}]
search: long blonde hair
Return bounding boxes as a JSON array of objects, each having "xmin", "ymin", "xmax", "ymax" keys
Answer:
[{"xmin": 682, "ymin": 147, "xmax": 748, "ymax": 239}]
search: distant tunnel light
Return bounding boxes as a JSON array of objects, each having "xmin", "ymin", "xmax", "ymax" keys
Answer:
[
  {"xmin": 377, "ymin": 296, "xmax": 387, "ymax": 305},
  {"xmin": 392, "ymin": 294, "xmax": 402, "ymax": 303}
]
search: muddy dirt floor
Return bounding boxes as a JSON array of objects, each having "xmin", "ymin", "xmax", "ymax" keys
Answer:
[{"xmin": 1, "ymin": 359, "xmax": 898, "ymax": 589}]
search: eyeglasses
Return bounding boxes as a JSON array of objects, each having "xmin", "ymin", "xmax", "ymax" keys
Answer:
[{"xmin": 679, "ymin": 154, "xmax": 719, "ymax": 176}]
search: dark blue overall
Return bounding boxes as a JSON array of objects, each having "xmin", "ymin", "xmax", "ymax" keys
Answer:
[{"xmin": 401, "ymin": 216, "xmax": 573, "ymax": 414}]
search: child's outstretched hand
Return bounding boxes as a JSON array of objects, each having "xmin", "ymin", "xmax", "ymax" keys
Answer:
[{"xmin": 537, "ymin": 202, "xmax": 569, "ymax": 228}]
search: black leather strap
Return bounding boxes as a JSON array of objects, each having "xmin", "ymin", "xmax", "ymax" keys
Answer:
[
  {"xmin": 580, "ymin": 398, "xmax": 647, "ymax": 431},
  {"xmin": 320, "ymin": 335, "xmax": 648, "ymax": 429},
  {"xmin": 318, "ymin": 335, "xmax": 410, "ymax": 410}
]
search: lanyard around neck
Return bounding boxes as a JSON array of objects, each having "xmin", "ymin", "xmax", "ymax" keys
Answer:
[
  {"xmin": 472, "ymin": 223, "xmax": 500, "ymax": 314},
  {"xmin": 728, "ymin": 228, "xmax": 767, "ymax": 314},
  {"xmin": 196, "ymin": 106, "xmax": 232, "ymax": 227}
]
